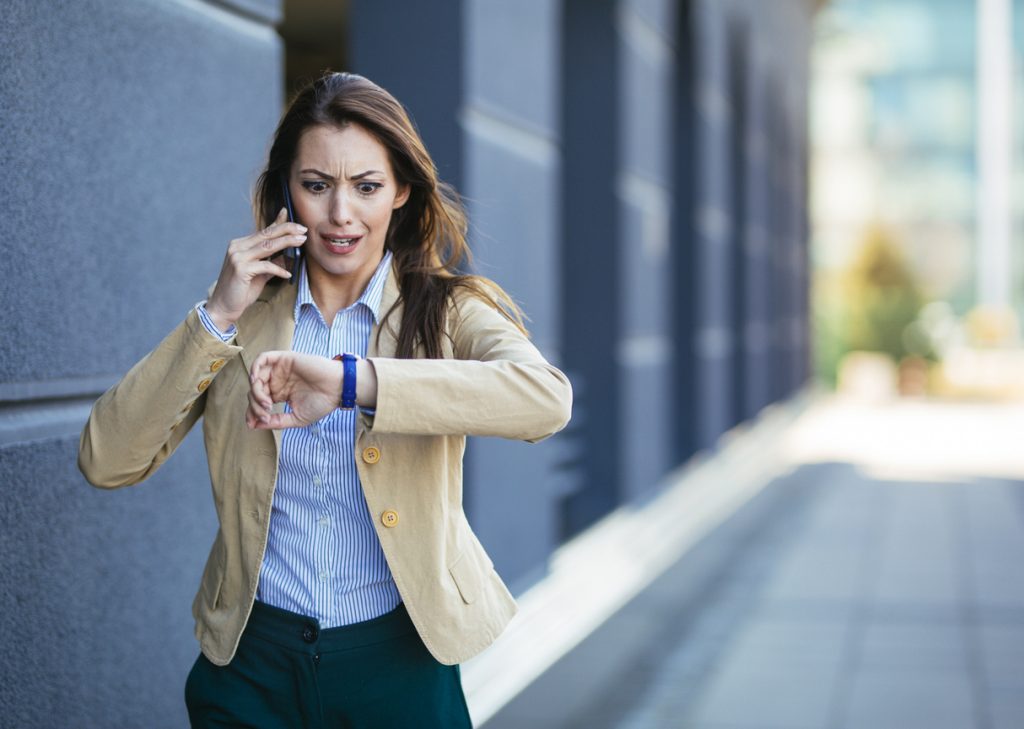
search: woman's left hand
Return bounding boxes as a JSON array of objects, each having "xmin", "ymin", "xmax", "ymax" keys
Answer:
[{"xmin": 246, "ymin": 351, "xmax": 343, "ymax": 429}]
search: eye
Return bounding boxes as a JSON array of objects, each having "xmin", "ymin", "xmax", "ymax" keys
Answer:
[
  {"xmin": 357, "ymin": 181, "xmax": 382, "ymax": 195},
  {"xmin": 302, "ymin": 180, "xmax": 328, "ymax": 194}
]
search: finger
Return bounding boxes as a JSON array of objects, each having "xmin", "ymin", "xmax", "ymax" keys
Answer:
[
  {"xmin": 249, "ymin": 260, "xmax": 293, "ymax": 280},
  {"xmin": 248, "ymin": 366, "xmax": 276, "ymax": 410},
  {"xmin": 244, "ymin": 231, "xmax": 307, "ymax": 259},
  {"xmin": 246, "ymin": 389, "xmax": 270, "ymax": 420},
  {"xmin": 258, "ymin": 218, "xmax": 307, "ymax": 241},
  {"xmin": 252, "ymin": 411, "xmax": 306, "ymax": 430},
  {"xmin": 250, "ymin": 351, "xmax": 289, "ymax": 402}
]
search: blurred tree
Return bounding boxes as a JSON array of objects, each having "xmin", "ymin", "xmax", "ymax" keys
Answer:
[{"xmin": 814, "ymin": 224, "xmax": 929, "ymax": 386}]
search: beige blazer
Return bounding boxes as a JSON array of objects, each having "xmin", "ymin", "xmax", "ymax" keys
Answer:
[{"xmin": 78, "ymin": 265, "xmax": 572, "ymax": 666}]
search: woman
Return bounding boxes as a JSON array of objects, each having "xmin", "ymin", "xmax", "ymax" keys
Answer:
[{"xmin": 78, "ymin": 71, "xmax": 572, "ymax": 727}]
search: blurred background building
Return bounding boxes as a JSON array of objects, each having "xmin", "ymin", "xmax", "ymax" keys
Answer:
[{"xmin": 813, "ymin": 0, "xmax": 1024, "ymax": 396}]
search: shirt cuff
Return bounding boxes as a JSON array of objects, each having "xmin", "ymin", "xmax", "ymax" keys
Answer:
[{"xmin": 195, "ymin": 301, "xmax": 237, "ymax": 342}]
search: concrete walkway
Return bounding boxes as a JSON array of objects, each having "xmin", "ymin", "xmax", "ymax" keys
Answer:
[{"xmin": 482, "ymin": 398, "xmax": 1024, "ymax": 729}]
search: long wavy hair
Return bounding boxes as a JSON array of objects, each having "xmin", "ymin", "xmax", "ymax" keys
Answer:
[{"xmin": 252, "ymin": 71, "xmax": 526, "ymax": 358}]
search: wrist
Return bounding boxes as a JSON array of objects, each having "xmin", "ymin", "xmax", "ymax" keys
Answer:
[
  {"xmin": 355, "ymin": 358, "xmax": 378, "ymax": 409},
  {"xmin": 204, "ymin": 301, "xmax": 236, "ymax": 332}
]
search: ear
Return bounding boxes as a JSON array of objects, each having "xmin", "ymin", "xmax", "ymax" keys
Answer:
[{"xmin": 393, "ymin": 183, "xmax": 411, "ymax": 210}]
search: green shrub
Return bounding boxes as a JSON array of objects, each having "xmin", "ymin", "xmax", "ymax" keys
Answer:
[{"xmin": 814, "ymin": 224, "xmax": 928, "ymax": 386}]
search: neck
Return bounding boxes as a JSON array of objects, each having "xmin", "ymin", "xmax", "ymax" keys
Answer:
[{"xmin": 306, "ymin": 259, "xmax": 379, "ymax": 325}]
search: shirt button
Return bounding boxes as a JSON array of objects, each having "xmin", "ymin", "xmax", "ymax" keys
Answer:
[
  {"xmin": 197, "ymin": 378, "xmax": 212, "ymax": 392},
  {"xmin": 318, "ymin": 569, "xmax": 329, "ymax": 582},
  {"xmin": 362, "ymin": 446, "xmax": 381, "ymax": 464},
  {"xmin": 311, "ymin": 425, "xmax": 320, "ymax": 436},
  {"xmin": 318, "ymin": 515, "xmax": 330, "ymax": 527},
  {"xmin": 381, "ymin": 510, "xmax": 399, "ymax": 528},
  {"xmin": 312, "ymin": 475, "xmax": 322, "ymax": 487},
  {"xmin": 209, "ymin": 359, "xmax": 226, "ymax": 373}
]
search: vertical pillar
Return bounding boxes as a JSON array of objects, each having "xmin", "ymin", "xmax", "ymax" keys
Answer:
[
  {"xmin": 560, "ymin": 0, "xmax": 622, "ymax": 536},
  {"xmin": 350, "ymin": 0, "xmax": 464, "ymax": 188},
  {"xmin": 976, "ymin": 0, "xmax": 1014, "ymax": 307},
  {"xmin": 728, "ymin": 22, "xmax": 750, "ymax": 425},
  {"xmin": 742, "ymin": 58, "xmax": 773, "ymax": 417},
  {"xmin": 692, "ymin": 1, "xmax": 736, "ymax": 448},
  {"xmin": 672, "ymin": 0, "xmax": 700, "ymax": 462},
  {"xmin": 617, "ymin": 0, "xmax": 676, "ymax": 499}
]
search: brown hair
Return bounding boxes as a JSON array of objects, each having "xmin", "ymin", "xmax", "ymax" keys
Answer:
[{"xmin": 252, "ymin": 71, "xmax": 526, "ymax": 358}]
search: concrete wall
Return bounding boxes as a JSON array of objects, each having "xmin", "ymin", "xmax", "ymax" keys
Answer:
[
  {"xmin": 684, "ymin": 0, "xmax": 813, "ymax": 451},
  {"xmin": 617, "ymin": 0, "xmax": 676, "ymax": 501},
  {"xmin": 353, "ymin": 0, "xmax": 814, "ymax": 578},
  {"xmin": 0, "ymin": 0, "xmax": 282, "ymax": 725}
]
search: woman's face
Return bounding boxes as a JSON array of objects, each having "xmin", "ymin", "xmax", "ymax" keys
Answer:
[{"xmin": 289, "ymin": 123, "xmax": 409, "ymax": 289}]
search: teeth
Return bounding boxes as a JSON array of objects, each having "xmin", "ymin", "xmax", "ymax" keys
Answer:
[{"xmin": 327, "ymin": 237, "xmax": 357, "ymax": 245}]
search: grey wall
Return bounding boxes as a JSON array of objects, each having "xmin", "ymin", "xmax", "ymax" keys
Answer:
[
  {"xmin": 352, "ymin": 0, "xmax": 815, "ymax": 581},
  {"xmin": 460, "ymin": 0, "xmax": 570, "ymax": 588},
  {"xmin": 686, "ymin": 0, "xmax": 813, "ymax": 450},
  {"xmin": 0, "ymin": 0, "xmax": 282, "ymax": 725},
  {"xmin": 617, "ymin": 0, "xmax": 676, "ymax": 502}
]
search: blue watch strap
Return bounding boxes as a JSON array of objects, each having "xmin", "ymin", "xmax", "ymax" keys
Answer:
[{"xmin": 333, "ymin": 353, "xmax": 358, "ymax": 410}]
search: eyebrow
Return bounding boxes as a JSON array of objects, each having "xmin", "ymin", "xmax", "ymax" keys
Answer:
[{"xmin": 300, "ymin": 168, "xmax": 385, "ymax": 181}]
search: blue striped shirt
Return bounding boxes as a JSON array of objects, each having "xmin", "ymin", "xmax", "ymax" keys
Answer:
[{"xmin": 197, "ymin": 253, "xmax": 401, "ymax": 627}]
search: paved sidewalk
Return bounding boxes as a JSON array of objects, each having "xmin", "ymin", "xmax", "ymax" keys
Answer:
[{"xmin": 483, "ymin": 400, "xmax": 1024, "ymax": 729}]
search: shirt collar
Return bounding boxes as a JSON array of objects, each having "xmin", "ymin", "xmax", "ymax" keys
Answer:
[{"xmin": 294, "ymin": 250, "xmax": 394, "ymax": 324}]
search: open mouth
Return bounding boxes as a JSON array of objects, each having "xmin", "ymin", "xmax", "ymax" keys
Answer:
[{"xmin": 322, "ymin": 235, "xmax": 362, "ymax": 253}]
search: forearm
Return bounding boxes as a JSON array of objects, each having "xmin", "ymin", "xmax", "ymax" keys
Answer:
[
  {"xmin": 366, "ymin": 357, "xmax": 572, "ymax": 441},
  {"xmin": 79, "ymin": 309, "xmax": 241, "ymax": 487}
]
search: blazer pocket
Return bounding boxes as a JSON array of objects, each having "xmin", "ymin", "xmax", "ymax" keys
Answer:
[{"xmin": 448, "ymin": 551, "xmax": 479, "ymax": 605}]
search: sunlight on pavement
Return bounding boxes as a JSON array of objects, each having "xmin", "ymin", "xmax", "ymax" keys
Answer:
[{"xmin": 781, "ymin": 393, "xmax": 1024, "ymax": 482}]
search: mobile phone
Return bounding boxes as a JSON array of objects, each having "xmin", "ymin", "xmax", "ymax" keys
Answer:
[{"xmin": 279, "ymin": 171, "xmax": 301, "ymax": 284}]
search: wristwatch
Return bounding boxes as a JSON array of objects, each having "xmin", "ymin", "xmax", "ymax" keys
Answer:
[{"xmin": 332, "ymin": 353, "xmax": 357, "ymax": 410}]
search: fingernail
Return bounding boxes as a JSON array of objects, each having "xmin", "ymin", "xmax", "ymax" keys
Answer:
[{"xmin": 298, "ymin": 225, "xmax": 307, "ymax": 232}]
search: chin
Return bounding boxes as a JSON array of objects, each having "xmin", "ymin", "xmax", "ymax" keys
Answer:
[{"xmin": 308, "ymin": 253, "xmax": 376, "ymax": 279}]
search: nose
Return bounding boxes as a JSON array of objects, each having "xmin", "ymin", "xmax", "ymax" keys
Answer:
[{"xmin": 329, "ymin": 188, "xmax": 354, "ymax": 226}]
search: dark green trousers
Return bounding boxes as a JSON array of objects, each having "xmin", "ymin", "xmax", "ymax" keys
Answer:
[{"xmin": 185, "ymin": 600, "xmax": 473, "ymax": 728}]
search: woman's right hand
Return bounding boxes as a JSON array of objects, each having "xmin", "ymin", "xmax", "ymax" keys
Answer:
[{"xmin": 204, "ymin": 208, "xmax": 307, "ymax": 330}]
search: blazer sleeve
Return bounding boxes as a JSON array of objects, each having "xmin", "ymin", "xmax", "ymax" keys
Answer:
[
  {"xmin": 78, "ymin": 309, "xmax": 243, "ymax": 489},
  {"xmin": 366, "ymin": 293, "xmax": 572, "ymax": 441}
]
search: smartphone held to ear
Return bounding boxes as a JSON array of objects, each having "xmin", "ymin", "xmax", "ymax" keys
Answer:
[{"xmin": 280, "ymin": 172, "xmax": 301, "ymax": 285}]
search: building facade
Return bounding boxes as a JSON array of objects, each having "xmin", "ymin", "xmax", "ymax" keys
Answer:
[{"xmin": 0, "ymin": 0, "xmax": 814, "ymax": 723}]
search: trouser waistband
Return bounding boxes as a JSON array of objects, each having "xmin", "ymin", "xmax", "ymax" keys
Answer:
[{"xmin": 244, "ymin": 600, "xmax": 416, "ymax": 654}]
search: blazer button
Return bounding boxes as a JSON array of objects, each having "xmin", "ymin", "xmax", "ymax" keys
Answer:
[
  {"xmin": 209, "ymin": 359, "xmax": 226, "ymax": 373},
  {"xmin": 197, "ymin": 378, "xmax": 212, "ymax": 392},
  {"xmin": 381, "ymin": 510, "xmax": 399, "ymax": 528},
  {"xmin": 362, "ymin": 446, "xmax": 381, "ymax": 464}
]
